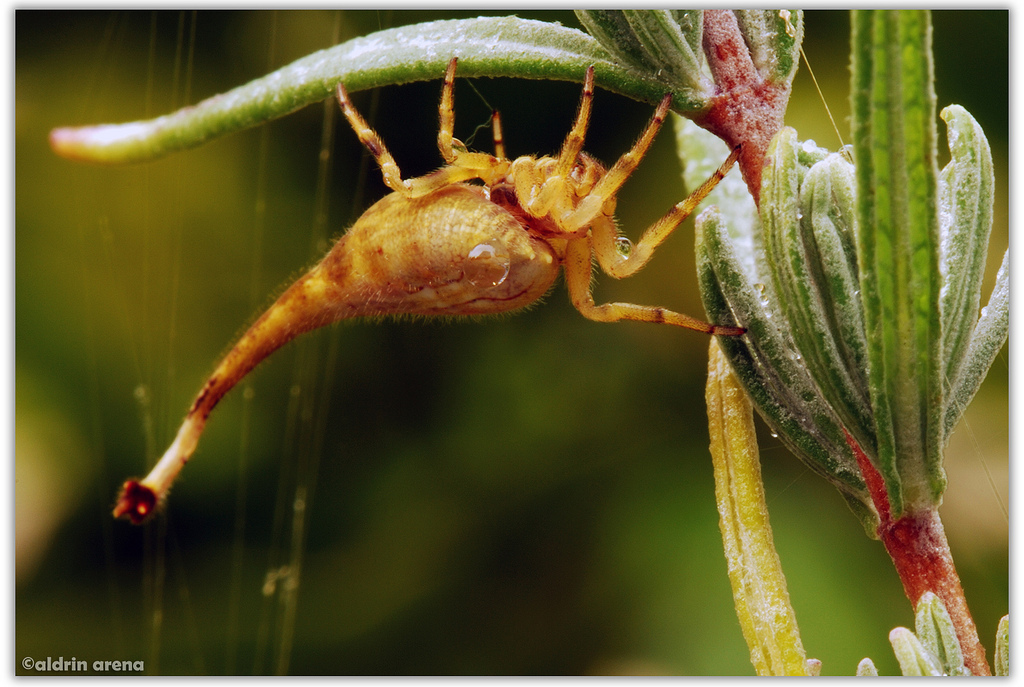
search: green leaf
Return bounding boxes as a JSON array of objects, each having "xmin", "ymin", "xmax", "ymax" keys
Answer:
[
  {"xmin": 944, "ymin": 249, "xmax": 1008, "ymax": 439},
  {"xmin": 733, "ymin": 10, "xmax": 803, "ymax": 83},
  {"xmin": 52, "ymin": 16, "xmax": 708, "ymax": 165},
  {"xmin": 693, "ymin": 9, "xmax": 1004, "ymax": 543},
  {"xmin": 889, "ymin": 627, "xmax": 944, "ymax": 676},
  {"xmin": 914, "ymin": 592, "xmax": 969, "ymax": 675},
  {"xmin": 939, "ymin": 105, "xmax": 995, "ymax": 388},
  {"xmin": 696, "ymin": 206, "xmax": 877, "ymax": 536},
  {"xmin": 575, "ymin": 10, "xmax": 711, "ymax": 98},
  {"xmin": 761, "ymin": 128, "xmax": 875, "ymax": 459},
  {"xmin": 994, "ymin": 615, "xmax": 1009, "ymax": 676},
  {"xmin": 685, "ymin": 115, "xmax": 877, "ymax": 536},
  {"xmin": 622, "ymin": 11, "xmax": 707, "ymax": 94},
  {"xmin": 574, "ymin": 11, "xmax": 662, "ymax": 74},
  {"xmin": 856, "ymin": 657, "xmax": 879, "ymax": 676},
  {"xmin": 851, "ymin": 10, "xmax": 943, "ymax": 515},
  {"xmin": 936, "ymin": 105, "xmax": 1006, "ymax": 441}
]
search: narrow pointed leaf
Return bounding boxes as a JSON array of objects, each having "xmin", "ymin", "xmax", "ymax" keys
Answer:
[
  {"xmin": 733, "ymin": 10, "xmax": 803, "ymax": 84},
  {"xmin": 761, "ymin": 128, "xmax": 875, "ymax": 458},
  {"xmin": 856, "ymin": 657, "xmax": 879, "ymax": 676},
  {"xmin": 697, "ymin": 207, "xmax": 877, "ymax": 535},
  {"xmin": 574, "ymin": 11, "xmax": 659, "ymax": 73},
  {"xmin": 574, "ymin": 9, "xmax": 712, "ymax": 100},
  {"xmin": 707, "ymin": 340, "xmax": 809, "ymax": 676},
  {"xmin": 851, "ymin": 10, "xmax": 944, "ymax": 514},
  {"xmin": 937, "ymin": 104, "xmax": 996, "ymax": 416},
  {"xmin": 944, "ymin": 248, "xmax": 1009, "ymax": 438},
  {"xmin": 914, "ymin": 592, "xmax": 969, "ymax": 675},
  {"xmin": 52, "ymin": 16, "xmax": 708, "ymax": 165},
  {"xmin": 622, "ymin": 10, "xmax": 707, "ymax": 92},
  {"xmin": 889, "ymin": 627, "xmax": 944, "ymax": 676},
  {"xmin": 994, "ymin": 615, "xmax": 1008, "ymax": 676}
]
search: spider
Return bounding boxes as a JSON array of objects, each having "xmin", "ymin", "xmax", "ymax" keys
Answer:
[{"xmin": 113, "ymin": 57, "xmax": 743, "ymax": 524}]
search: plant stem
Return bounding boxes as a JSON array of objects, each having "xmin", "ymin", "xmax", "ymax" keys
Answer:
[
  {"xmin": 694, "ymin": 10, "xmax": 791, "ymax": 206},
  {"xmin": 845, "ymin": 430, "xmax": 990, "ymax": 675}
]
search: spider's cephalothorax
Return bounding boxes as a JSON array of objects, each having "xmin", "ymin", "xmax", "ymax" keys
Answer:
[{"xmin": 114, "ymin": 57, "xmax": 742, "ymax": 524}]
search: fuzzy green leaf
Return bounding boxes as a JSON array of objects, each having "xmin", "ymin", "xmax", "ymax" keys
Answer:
[
  {"xmin": 696, "ymin": 207, "xmax": 877, "ymax": 535},
  {"xmin": 937, "ymin": 104, "xmax": 1006, "ymax": 441},
  {"xmin": 576, "ymin": 10, "xmax": 722, "ymax": 100},
  {"xmin": 574, "ymin": 11, "xmax": 655, "ymax": 72},
  {"xmin": 856, "ymin": 657, "xmax": 879, "ymax": 676},
  {"xmin": 733, "ymin": 10, "xmax": 803, "ymax": 84},
  {"xmin": 621, "ymin": 10, "xmax": 708, "ymax": 93},
  {"xmin": 994, "ymin": 615, "xmax": 1009, "ymax": 676},
  {"xmin": 939, "ymin": 105, "xmax": 995, "ymax": 389},
  {"xmin": 851, "ymin": 10, "xmax": 944, "ymax": 515},
  {"xmin": 694, "ymin": 9, "xmax": 1004, "ymax": 544},
  {"xmin": 761, "ymin": 128, "xmax": 875, "ymax": 459},
  {"xmin": 944, "ymin": 249, "xmax": 1009, "ymax": 439},
  {"xmin": 914, "ymin": 592, "xmax": 969, "ymax": 675},
  {"xmin": 51, "ymin": 16, "xmax": 708, "ymax": 165},
  {"xmin": 889, "ymin": 627, "xmax": 944, "ymax": 676},
  {"xmin": 684, "ymin": 111, "xmax": 877, "ymax": 536}
]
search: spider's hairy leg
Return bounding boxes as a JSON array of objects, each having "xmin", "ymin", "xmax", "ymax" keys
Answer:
[
  {"xmin": 595, "ymin": 145, "xmax": 742, "ymax": 279},
  {"xmin": 491, "ymin": 109, "xmax": 506, "ymax": 160},
  {"xmin": 437, "ymin": 56, "xmax": 459, "ymax": 164},
  {"xmin": 433, "ymin": 58, "xmax": 508, "ymax": 183},
  {"xmin": 335, "ymin": 81, "xmax": 411, "ymax": 195},
  {"xmin": 337, "ymin": 60, "xmax": 503, "ymax": 199},
  {"xmin": 564, "ymin": 237, "xmax": 744, "ymax": 336},
  {"xmin": 563, "ymin": 93, "xmax": 673, "ymax": 233},
  {"xmin": 554, "ymin": 65, "xmax": 595, "ymax": 177}
]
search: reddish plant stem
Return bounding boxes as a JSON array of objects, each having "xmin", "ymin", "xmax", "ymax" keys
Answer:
[
  {"xmin": 694, "ymin": 10, "xmax": 792, "ymax": 207},
  {"xmin": 844, "ymin": 430, "xmax": 991, "ymax": 675}
]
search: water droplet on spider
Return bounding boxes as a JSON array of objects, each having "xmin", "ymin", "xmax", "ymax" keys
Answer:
[
  {"xmin": 614, "ymin": 236, "xmax": 633, "ymax": 259},
  {"xmin": 465, "ymin": 241, "xmax": 511, "ymax": 287}
]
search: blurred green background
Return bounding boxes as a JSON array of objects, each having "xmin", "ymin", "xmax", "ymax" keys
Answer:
[{"xmin": 16, "ymin": 10, "xmax": 1007, "ymax": 676}]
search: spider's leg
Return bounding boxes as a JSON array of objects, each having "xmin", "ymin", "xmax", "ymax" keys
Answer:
[
  {"xmin": 554, "ymin": 65, "xmax": 595, "ymax": 177},
  {"xmin": 563, "ymin": 93, "xmax": 673, "ymax": 233},
  {"xmin": 563, "ymin": 237, "xmax": 744, "ymax": 336},
  {"xmin": 593, "ymin": 145, "xmax": 741, "ymax": 278},
  {"xmin": 437, "ymin": 57, "xmax": 459, "ymax": 164},
  {"xmin": 491, "ymin": 109, "xmax": 506, "ymax": 160},
  {"xmin": 336, "ymin": 82, "xmax": 411, "ymax": 195}
]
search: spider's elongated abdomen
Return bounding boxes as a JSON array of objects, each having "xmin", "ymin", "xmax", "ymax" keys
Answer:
[
  {"xmin": 113, "ymin": 56, "xmax": 742, "ymax": 525},
  {"xmin": 324, "ymin": 183, "xmax": 561, "ymax": 317}
]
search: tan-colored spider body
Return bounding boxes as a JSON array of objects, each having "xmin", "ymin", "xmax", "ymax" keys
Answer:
[{"xmin": 113, "ymin": 57, "xmax": 741, "ymax": 524}]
